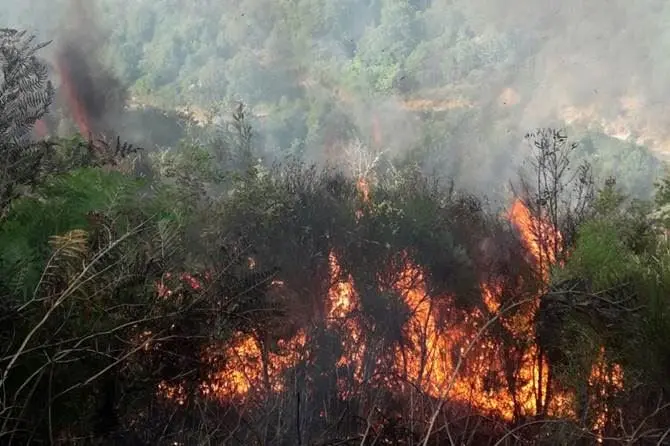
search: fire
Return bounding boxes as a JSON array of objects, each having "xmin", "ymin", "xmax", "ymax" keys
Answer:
[
  {"xmin": 204, "ymin": 330, "xmax": 307, "ymax": 400},
  {"xmin": 357, "ymin": 177, "xmax": 370, "ymax": 202},
  {"xmin": 326, "ymin": 253, "xmax": 357, "ymax": 321},
  {"xmin": 355, "ymin": 177, "xmax": 370, "ymax": 220},
  {"xmin": 157, "ymin": 381, "xmax": 186, "ymax": 405},
  {"xmin": 211, "ymin": 197, "xmax": 558, "ymax": 420},
  {"xmin": 55, "ymin": 56, "xmax": 91, "ymax": 137},
  {"xmin": 507, "ymin": 199, "xmax": 563, "ymax": 282},
  {"xmin": 315, "ymin": 204, "xmax": 554, "ymax": 421},
  {"xmin": 589, "ymin": 347, "xmax": 625, "ymax": 443},
  {"xmin": 153, "ymin": 188, "xmax": 622, "ymax": 436},
  {"xmin": 326, "ymin": 252, "xmax": 367, "ymax": 394},
  {"xmin": 385, "ymin": 256, "xmax": 548, "ymax": 420}
]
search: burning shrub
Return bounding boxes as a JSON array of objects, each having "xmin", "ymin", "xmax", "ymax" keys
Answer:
[
  {"xmin": 5, "ymin": 28, "xmax": 670, "ymax": 442},
  {"xmin": 142, "ymin": 159, "xmax": 573, "ymax": 444}
]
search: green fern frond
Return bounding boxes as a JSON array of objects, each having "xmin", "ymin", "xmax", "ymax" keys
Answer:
[
  {"xmin": 0, "ymin": 168, "xmax": 147, "ymax": 299},
  {"xmin": 0, "ymin": 28, "xmax": 54, "ymax": 215}
]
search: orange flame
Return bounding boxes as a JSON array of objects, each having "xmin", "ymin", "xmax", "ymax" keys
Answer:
[
  {"xmin": 355, "ymin": 177, "xmax": 370, "ymax": 220},
  {"xmin": 55, "ymin": 56, "xmax": 91, "ymax": 137},
  {"xmin": 356, "ymin": 177, "xmax": 370, "ymax": 203},
  {"xmin": 589, "ymin": 347, "xmax": 624, "ymax": 443},
  {"xmin": 386, "ymin": 257, "xmax": 548, "ymax": 419},
  {"xmin": 326, "ymin": 252, "xmax": 367, "ymax": 395},
  {"xmin": 507, "ymin": 199, "xmax": 563, "ymax": 283},
  {"xmin": 204, "ymin": 330, "xmax": 307, "ymax": 400},
  {"xmin": 155, "ymin": 194, "xmax": 620, "ymax": 435},
  {"xmin": 154, "ymin": 197, "xmax": 562, "ymax": 420}
]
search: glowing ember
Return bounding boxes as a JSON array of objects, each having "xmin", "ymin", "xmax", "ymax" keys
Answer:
[{"xmin": 157, "ymin": 381, "xmax": 186, "ymax": 405}]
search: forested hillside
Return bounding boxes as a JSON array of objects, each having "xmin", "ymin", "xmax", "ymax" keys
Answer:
[
  {"xmin": 3, "ymin": 2, "xmax": 670, "ymax": 445},
  {"xmin": 1, "ymin": 0, "xmax": 667, "ymax": 197}
]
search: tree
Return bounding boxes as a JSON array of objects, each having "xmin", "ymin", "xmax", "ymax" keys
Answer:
[
  {"xmin": 349, "ymin": 0, "xmax": 421, "ymax": 93},
  {"xmin": 517, "ymin": 128, "xmax": 595, "ymax": 269}
]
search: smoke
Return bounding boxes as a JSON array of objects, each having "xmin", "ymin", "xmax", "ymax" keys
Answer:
[
  {"xmin": 54, "ymin": 0, "xmax": 126, "ymax": 137},
  {"xmin": 4, "ymin": 0, "xmax": 666, "ymax": 194},
  {"xmin": 363, "ymin": 0, "xmax": 669, "ymax": 194},
  {"xmin": 457, "ymin": 0, "xmax": 665, "ymax": 131}
]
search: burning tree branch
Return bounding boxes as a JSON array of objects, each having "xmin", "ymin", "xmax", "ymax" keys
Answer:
[
  {"xmin": 420, "ymin": 296, "xmax": 539, "ymax": 446},
  {"xmin": 518, "ymin": 128, "xmax": 595, "ymax": 269}
]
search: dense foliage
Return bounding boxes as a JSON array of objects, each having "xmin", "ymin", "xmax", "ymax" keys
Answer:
[
  {"xmin": 0, "ymin": 0, "xmax": 665, "ymax": 197},
  {"xmin": 3, "ymin": 24, "xmax": 670, "ymax": 446}
]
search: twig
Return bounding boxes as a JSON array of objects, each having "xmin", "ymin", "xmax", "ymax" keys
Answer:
[{"xmin": 420, "ymin": 297, "xmax": 537, "ymax": 446}]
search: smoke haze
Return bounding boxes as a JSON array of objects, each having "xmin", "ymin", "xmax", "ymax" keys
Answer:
[
  {"xmin": 0, "ymin": 0, "xmax": 667, "ymax": 194},
  {"xmin": 54, "ymin": 0, "xmax": 126, "ymax": 137}
]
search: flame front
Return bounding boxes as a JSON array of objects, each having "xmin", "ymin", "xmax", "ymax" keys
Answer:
[
  {"xmin": 507, "ymin": 198, "xmax": 563, "ymax": 283},
  {"xmin": 387, "ymin": 254, "xmax": 548, "ymax": 420},
  {"xmin": 155, "ymin": 190, "xmax": 621, "ymax": 434},
  {"xmin": 203, "ymin": 197, "xmax": 559, "ymax": 419},
  {"xmin": 205, "ymin": 330, "xmax": 307, "ymax": 400}
]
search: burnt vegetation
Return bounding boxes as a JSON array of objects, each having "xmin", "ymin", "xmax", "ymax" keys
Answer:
[{"xmin": 2, "ymin": 28, "xmax": 670, "ymax": 446}]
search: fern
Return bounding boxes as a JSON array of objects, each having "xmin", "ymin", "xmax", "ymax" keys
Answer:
[
  {"xmin": 0, "ymin": 29, "xmax": 54, "ymax": 217},
  {"xmin": 38, "ymin": 229, "xmax": 92, "ymax": 299},
  {"xmin": 0, "ymin": 168, "xmax": 145, "ymax": 300},
  {"xmin": 47, "ymin": 229, "xmax": 90, "ymax": 273}
]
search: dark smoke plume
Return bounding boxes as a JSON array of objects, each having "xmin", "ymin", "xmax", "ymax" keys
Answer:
[{"xmin": 54, "ymin": 0, "xmax": 126, "ymax": 137}]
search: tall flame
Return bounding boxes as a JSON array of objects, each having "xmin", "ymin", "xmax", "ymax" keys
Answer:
[
  {"xmin": 507, "ymin": 199, "xmax": 563, "ymax": 283},
  {"xmin": 154, "ymin": 187, "xmax": 622, "ymax": 436},
  {"xmin": 385, "ymin": 254, "xmax": 549, "ymax": 419},
  {"xmin": 206, "ymin": 196, "xmax": 558, "ymax": 419},
  {"xmin": 55, "ymin": 56, "xmax": 91, "ymax": 137}
]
